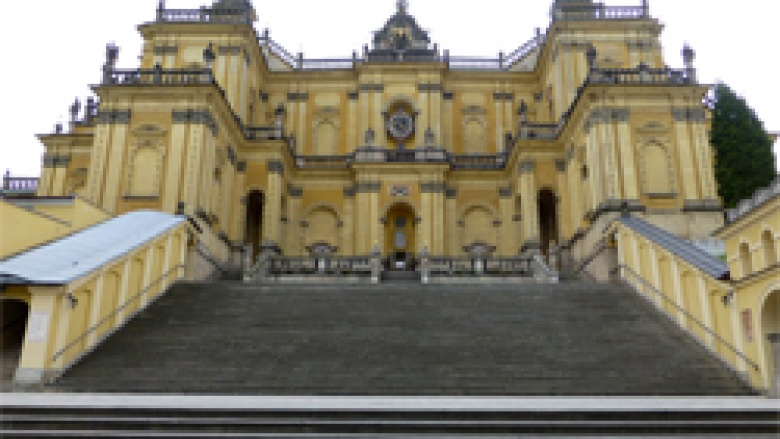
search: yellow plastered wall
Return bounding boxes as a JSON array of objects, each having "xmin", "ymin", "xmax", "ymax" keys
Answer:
[
  {"xmin": 0, "ymin": 201, "xmax": 71, "ymax": 259},
  {"xmin": 12, "ymin": 223, "xmax": 190, "ymax": 384},
  {"xmin": 616, "ymin": 219, "xmax": 779, "ymax": 392}
]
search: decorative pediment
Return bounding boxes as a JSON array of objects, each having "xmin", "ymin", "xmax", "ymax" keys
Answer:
[
  {"xmin": 462, "ymin": 105, "xmax": 487, "ymax": 116},
  {"xmin": 636, "ymin": 121, "xmax": 669, "ymax": 134},
  {"xmin": 132, "ymin": 124, "xmax": 167, "ymax": 137},
  {"xmin": 314, "ymin": 106, "xmax": 341, "ymax": 117}
]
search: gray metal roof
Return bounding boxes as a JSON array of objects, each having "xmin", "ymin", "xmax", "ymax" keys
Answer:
[
  {"xmin": 0, "ymin": 211, "xmax": 186, "ymax": 286},
  {"xmin": 618, "ymin": 217, "xmax": 730, "ymax": 280}
]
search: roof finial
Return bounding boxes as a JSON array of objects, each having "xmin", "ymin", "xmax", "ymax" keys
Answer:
[{"xmin": 397, "ymin": 0, "xmax": 408, "ymax": 13}]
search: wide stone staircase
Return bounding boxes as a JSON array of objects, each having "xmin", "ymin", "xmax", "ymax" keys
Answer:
[{"xmin": 51, "ymin": 281, "xmax": 753, "ymax": 396}]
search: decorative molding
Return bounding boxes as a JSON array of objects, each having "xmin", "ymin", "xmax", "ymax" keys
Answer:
[
  {"xmin": 96, "ymin": 109, "xmax": 131, "ymax": 125},
  {"xmin": 267, "ymin": 160, "xmax": 284, "ymax": 175},
  {"xmin": 499, "ymin": 186, "xmax": 513, "ymax": 198},
  {"xmin": 355, "ymin": 182, "xmax": 381, "ymax": 193},
  {"xmin": 132, "ymin": 124, "xmax": 167, "ymax": 137},
  {"xmin": 555, "ymin": 159, "xmax": 567, "ymax": 173},
  {"xmin": 462, "ymin": 105, "xmax": 487, "ymax": 116},
  {"xmin": 442, "ymin": 92, "xmax": 454, "ymax": 100},
  {"xmin": 236, "ymin": 161, "xmax": 247, "ymax": 173},
  {"xmin": 519, "ymin": 159, "xmax": 536, "ymax": 174},
  {"xmin": 359, "ymin": 83, "xmax": 384, "ymax": 92},
  {"xmin": 626, "ymin": 40, "xmax": 656, "ymax": 50},
  {"xmin": 585, "ymin": 108, "xmax": 630, "ymax": 131},
  {"xmin": 636, "ymin": 121, "xmax": 669, "ymax": 134},
  {"xmin": 446, "ymin": 188, "xmax": 458, "ymax": 198},
  {"xmin": 313, "ymin": 106, "xmax": 340, "ymax": 117},
  {"xmin": 390, "ymin": 185, "xmax": 412, "ymax": 197},
  {"xmin": 153, "ymin": 45, "xmax": 178, "ymax": 55},
  {"xmin": 343, "ymin": 187, "xmax": 356, "ymax": 198},
  {"xmin": 226, "ymin": 145, "xmax": 237, "ymax": 166},
  {"xmin": 420, "ymin": 182, "xmax": 447, "ymax": 194},
  {"xmin": 493, "ymin": 92, "xmax": 514, "ymax": 101},
  {"xmin": 287, "ymin": 92, "xmax": 309, "ymax": 102},
  {"xmin": 672, "ymin": 107, "xmax": 707, "ymax": 123},
  {"xmin": 172, "ymin": 109, "xmax": 218, "ymax": 135},
  {"xmin": 347, "ymin": 91, "xmax": 359, "ymax": 100},
  {"xmin": 43, "ymin": 155, "xmax": 71, "ymax": 168},
  {"xmin": 287, "ymin": 185, "xmax": 303, "ymax": 198},
  {"xmin": 219, "ymin": 45, "xmax": 243, "ymax": 55},
  {"xmin": 418, "ymin": 83, "xmax": 443, "ymax": 92}
]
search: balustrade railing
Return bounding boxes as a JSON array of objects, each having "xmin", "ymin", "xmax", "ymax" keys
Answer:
[
  {"xmin": 427, "ymin": 256, "xmax": 532, "ymax": 277},
  {"xmin": 504, "ymin": 33, "xmax": 546, "ymax": 67},
  {"xmin": 519, "ymin": 123, "xmax": 559, "ymax": 140},
  {"xmin": 269, "ymin": 256, "xmax": 373, "ymax": 277},
  {"xmin": 590, "ymin": 66, "xmax": 692, "ymax": 85},
  {"xmin": 157, "ymin": 8, "xmax": 253, "ymax": 25},
  {"xmin": 553, "ymin": 4, "xmax": 647, "ymax": 22},
  {"xmin": 104, "ymin": 68, "xmax": 214, "ymax": 86},
  {"xmin": 259, "ymin": 35, "xmax": 298, "ymax": 67},
  {"xmin": 300, "ymin": 59, "xmax": 358, "ymax": 70},
  {"xmin": 450, "ymin": 153, "xmax": 508, "ymax": 170},
  {"xmin": 2, "ymin": 177, "xmax": 39, "ymax": 193},
  {"xmin": 244, "ymin": 126, "xmax": 285, "ymax": 141},
  {"xmin": 295, "ymin": 156, "xmax": 351, "ymax": 169}
]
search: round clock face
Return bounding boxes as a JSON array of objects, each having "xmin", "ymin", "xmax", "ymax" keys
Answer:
[{"xmin": 387, "ymin": 111, "xmax": 414, "ymax": 141}]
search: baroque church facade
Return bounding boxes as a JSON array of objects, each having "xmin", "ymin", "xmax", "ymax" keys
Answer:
[{"xmin": 36, "ymin": 0, "xmax": 723, "ymax": 266}]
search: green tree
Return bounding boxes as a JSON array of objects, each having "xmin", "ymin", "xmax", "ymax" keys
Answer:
[{"xmin": 711, "ymin": 83, "xmax": 777, "ymax": 208}]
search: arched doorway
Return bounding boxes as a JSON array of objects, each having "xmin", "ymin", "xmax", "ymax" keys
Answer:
[
  {"xmin": 1, "ymin": 299, "xmax": 29, "ymax": 383},
  {"xmin": 538, "ymin": 189, "xmax": 559, "ymax": 259},
  {"xmin": 384, "ymin": 203, "xmax": 417, "ymax": 271},
  {"xmin": 245, "ymin": 190, "xmax": 264, "ymax": 262},
  {"xmin": 760, "ymin": 290, "xmax": 779, "ymax": 396}
]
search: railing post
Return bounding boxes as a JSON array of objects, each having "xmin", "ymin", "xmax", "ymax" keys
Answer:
[
  {"xmin": 420, "ymin": 246, "xmax": 430, "ymax": 284},
  {"xmin": 242, "ymin": 244, "xmax": 253, "ymax": 281},
  {"xmin": 371, "ymin": 243, "xmax": 382, "ymax": 284}
]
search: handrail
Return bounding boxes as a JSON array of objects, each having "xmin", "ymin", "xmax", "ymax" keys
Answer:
[
  {"xmin": 531, "ymin": 254, "xmax": 559, "ymax": 282},
  {"xmin": 52, "ymin": 264, "xmax": 185, "ymax": 363},
  {"xmin": 615, "ymin": 264, "xmax": 760, "ymax": 372},
  {"xmin": 573, "ymin": 237, "xmax": 609, "ymax": 275}
]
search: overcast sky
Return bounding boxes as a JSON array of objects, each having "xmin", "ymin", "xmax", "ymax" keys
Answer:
[{"xmin": 2, "ymin": 0, "xmax": 778, "ymax": 177}]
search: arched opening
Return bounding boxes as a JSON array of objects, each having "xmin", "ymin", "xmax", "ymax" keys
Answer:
[
  {"xmin": 760, "ymin": 290, "xmax": 779, "ymax": 396},
  {"xmin": 384, "ymin": 203, "xmax": 416, "ymax": 271},
  {"xmin": 1, "ymin": 299, "xmax": 29, "ymax": 383},
  {"xmin": 305, "ymin": 206, "xmax": 340, "ymax": 251},
  {"xmin": 245, "ymin": 190, "xmax": 265, "ymax": 262},
  {"xmin": 538, "ymin": 189, "xmax": 559, "ymax": 259},
  {"xmin": 740, "ymin": 243, "xmax": 753, "ymax": 279},
  {"xmin": 762, "ymin": 230, "xmax": 776, "ymax": 269},
  {"xmin": 462, "ymin": 205, "xmax": 496, "ymax": 251}
]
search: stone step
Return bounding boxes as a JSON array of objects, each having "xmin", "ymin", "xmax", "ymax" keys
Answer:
[{"xmin": 50, "ymin": 281, "xmax": 754, "ymax": 396}]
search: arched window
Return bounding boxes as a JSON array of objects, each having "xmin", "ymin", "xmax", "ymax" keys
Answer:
[
  {"xmin": 306, "ymin": 207, "xmax": 339, "ymax": 249},
  {"xmin": 463, "ymin": 206, "xmax": 494, "ymax": 248},
  {"xmin": 762, "ymin": 230, "xmax": 777, "ymax": 268}
]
